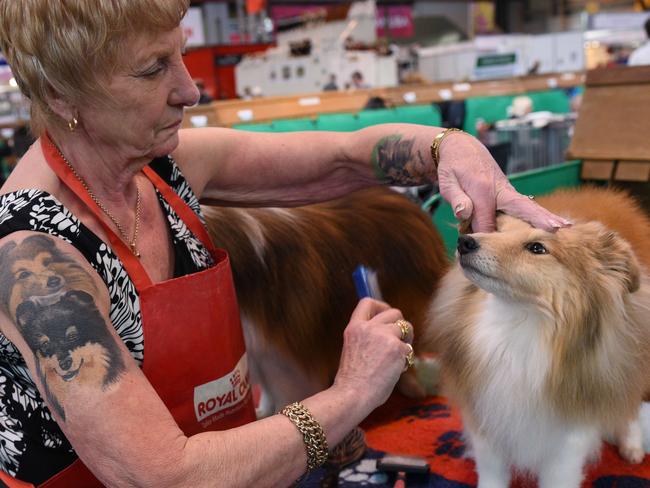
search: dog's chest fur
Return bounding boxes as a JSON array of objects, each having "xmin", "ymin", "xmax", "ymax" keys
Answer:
[{"xmin": 467, "ymin": 295, "xmax": 600, "ymax": 471}]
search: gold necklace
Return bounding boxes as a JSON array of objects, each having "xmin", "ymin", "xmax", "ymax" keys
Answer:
[{"xmin": 55, "ymin": 146, "xmax": 142, "ymax": 258}]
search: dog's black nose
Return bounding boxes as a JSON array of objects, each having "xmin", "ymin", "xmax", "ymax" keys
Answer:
[
  {"xmin": 457, "ymin": 235, "xmax": 480, "ymax": 255},
  {"xmin": 47, "ymin": 276, "xmax": 61, "ymax": 288},
  {"xmin": 59, "ymin": 356, "xmax": 72, "ymax": 371}
]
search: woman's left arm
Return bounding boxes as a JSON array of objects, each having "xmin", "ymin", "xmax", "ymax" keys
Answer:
[
  {"xmin": 173, "ymin": 124, "xmax": 570, "ymax": 232},
  {"xmin": 173, "ymin": 125, "xmax": 430, "ymax": 206}
]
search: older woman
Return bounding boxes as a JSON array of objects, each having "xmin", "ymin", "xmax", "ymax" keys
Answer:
[{"xmin": 0, "ymin": 1, "xmax": 568, "ymax": 486}]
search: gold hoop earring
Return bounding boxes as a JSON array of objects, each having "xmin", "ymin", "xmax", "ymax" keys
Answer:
[{"xmin": 68, "ymin": 117, "xmax": 78, "ymax": 132}]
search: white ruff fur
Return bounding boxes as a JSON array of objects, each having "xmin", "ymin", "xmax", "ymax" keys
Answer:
[{"xmin": 468, "ymin": 295, "xmax": 600, "ymax": 488}]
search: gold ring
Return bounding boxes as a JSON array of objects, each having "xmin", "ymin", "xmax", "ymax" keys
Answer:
[
  {"xmin": 403, "ymin": 343, "xmax": 415, "ymax": 372},
  {"xmin": 395, "ymin": 319, "xmax": 412, "ymax": 342}
]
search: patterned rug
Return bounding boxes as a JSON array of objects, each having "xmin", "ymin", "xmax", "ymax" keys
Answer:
[{"xmin": 300, "ymin": 395, "xmax": 650, "ymax": 488}]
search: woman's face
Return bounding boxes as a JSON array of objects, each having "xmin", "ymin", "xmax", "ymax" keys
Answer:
[{"xmin": 78, "ymin": 27, "xmax": 199, "ymax": 161}]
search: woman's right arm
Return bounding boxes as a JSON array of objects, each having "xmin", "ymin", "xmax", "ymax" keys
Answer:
[{"xmin": 0, "ymin": 232, "xmax": 408, "ymax": 487}]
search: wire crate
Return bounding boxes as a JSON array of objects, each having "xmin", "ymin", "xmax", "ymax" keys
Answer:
[{"xmin": 485, "ymin": 115, "xmax": 576, "ymax": 174}]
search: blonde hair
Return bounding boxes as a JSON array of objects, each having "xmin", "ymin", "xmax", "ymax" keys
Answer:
[{"xmin": 0, "ymin": 0, "xmax": 189, "ymax": 134}]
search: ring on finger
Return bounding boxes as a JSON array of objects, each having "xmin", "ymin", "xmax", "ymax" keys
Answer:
[
  {"xmin": 395, "ymin": 319, "xmax": 412, "ymax": 342},
  {"xmin": 527, "ymin": 195, "xmax": 535, "ymax": 200},
  {"xmin": 403, "ymin": 343, "xmax": 415, "ymax": 372}
]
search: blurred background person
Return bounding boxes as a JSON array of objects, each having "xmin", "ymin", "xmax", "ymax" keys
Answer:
[
  {"xmin": 322, "ymin": 74, "xmax": 339, "ymax": 92},
  {"xmin": 628, "ymin": 18, "xmax": 650, "ymax": 65}
]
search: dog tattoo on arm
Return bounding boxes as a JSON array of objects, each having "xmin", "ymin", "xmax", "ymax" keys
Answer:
[
  {"xmin": 0, "ymin": 235, "xmax": 125, "ymax": 421},
  {"xmin": 371, "ymin": 134, "xmax": 430, "ymax": 185}
]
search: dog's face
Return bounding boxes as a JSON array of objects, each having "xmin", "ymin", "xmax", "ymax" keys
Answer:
[
  {"xmin": 16, "ymin": 291, "xmax": 111, "ymax": 384},
  {"xmin": 11, "ymin": 251, "xmax": 66, "ymax": 299},
  {"xmin": 456, "ymin": 215, "xmax": 640, "ymax": 307},
  {"xmin": 30, "ymin": 320, "xmax": 85, "ymax": 382}
]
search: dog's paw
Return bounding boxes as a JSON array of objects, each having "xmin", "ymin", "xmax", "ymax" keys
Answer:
[
  {"xmin": 618, "ymin": 444, "xmax": 645, "ymax": 464},
  {"xmin": 616, "ymin": 416, "xmax": 645, "ymax": 464}
]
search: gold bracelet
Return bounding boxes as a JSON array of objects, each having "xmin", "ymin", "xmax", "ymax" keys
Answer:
[
  {"xmin": 281, "ymin": 402, "xmax": 329, "ymax": 471},
  {"xmin": 430, "ymin": 128, "xmax": 465, "ymax": 172}
]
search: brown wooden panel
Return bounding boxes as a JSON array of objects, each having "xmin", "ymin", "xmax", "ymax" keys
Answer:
[
  {"xmin": 568, "ymin": 83, "xmax": 650, "ymax": 161},
  {"xmin": 586, "ymin": 65, "xmax": 650, "ymax": 87},
  {"xmin": 580, "ymin": 160, "xmax": 615, "ymax": 181},
  {"xmin": 614, "ymin": 161, "xmax": 650, "ymax": 182}
]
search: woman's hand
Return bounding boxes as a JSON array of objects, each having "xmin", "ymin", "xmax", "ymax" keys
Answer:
[
  {"xmin": 436, "ymin": 133, "xmax": 572, "ymax": 233},
  {"xmin": 333, "ymin": 298, "xmax": 412, "ymax": 411}
]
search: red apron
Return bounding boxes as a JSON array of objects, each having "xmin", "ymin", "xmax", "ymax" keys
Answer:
[{"xmin": 0, "ymin": 136, "xmax": 256, "ymax": 487}]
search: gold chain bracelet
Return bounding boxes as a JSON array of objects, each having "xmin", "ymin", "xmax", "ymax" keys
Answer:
[
  {"xmin": 430, "ymin": 128, "xmax": 465, "ymax": 173},
  {"xmin": 281, "ymin": 402, "xmax": 329, "ymax": 471}
]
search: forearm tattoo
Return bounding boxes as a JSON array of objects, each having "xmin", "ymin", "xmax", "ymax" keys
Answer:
[
  {"xmin": 371, "ymin": 134, "xmax": 431, "ymax": 185},
  {"xmin": 0, "ymin": 235, "xmax": 125, "ymax": 420}
]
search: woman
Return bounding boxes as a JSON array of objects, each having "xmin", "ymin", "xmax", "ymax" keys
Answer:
[{"xmin": 0, "ymin": 1, "xmax": 569, "ymax": 486}]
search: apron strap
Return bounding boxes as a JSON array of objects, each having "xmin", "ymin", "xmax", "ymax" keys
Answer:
[
  {"xmin": 41, "ymin": 133, "xmax": 154, "ymax": 291},
  {"xmin": 0, "ymin": 471, "xmax": 35, "ymax": 488},
  {"xmin": 41, "ymin": 133, "xmax": 220, "ymax": 292},
  {"xmin": 142, "ymin": 166, "xmax": 218, "ymax": 256}
]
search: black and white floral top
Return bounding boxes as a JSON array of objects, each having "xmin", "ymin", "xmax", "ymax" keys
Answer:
[{"xmin": 0, "ymin": 156, "xmax": 214, "ymax": 484}]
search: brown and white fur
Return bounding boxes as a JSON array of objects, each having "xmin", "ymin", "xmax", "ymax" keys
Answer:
[
  {"xmin": 423, "ymin": 187, "xmax": 650, "ymax": 488},
  {"xmin": 202, "ymin": 186, "xmax": 449, "ymax": 416}
]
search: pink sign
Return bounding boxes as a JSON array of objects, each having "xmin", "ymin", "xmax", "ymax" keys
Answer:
[{"xmin": 376, "ymin": 6, "xmax": 414, "ymax": 39}]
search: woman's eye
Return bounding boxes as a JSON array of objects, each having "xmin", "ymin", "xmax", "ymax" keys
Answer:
[
  {"xmin": 526, "ymin": 242, "xmax": 548, "ymax": 255},
  {"xmin": 140, "ymin": 60, "xmax": 167, "ymax": 78}
]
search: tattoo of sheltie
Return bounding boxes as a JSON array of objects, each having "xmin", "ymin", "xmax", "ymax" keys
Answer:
[
  {"xmin": 0, "ymin": 234, "xmax": 98, "ymax": 319},
  {"xmin": 15, "ymin": 290, "xmax": 125, "ymax": 420},
  {"xmin": 0, "ymin": 235, "xmax": 123, "ymax": 421}
]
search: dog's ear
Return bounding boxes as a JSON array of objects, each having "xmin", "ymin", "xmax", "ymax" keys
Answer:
[
  {"xmin": 15, "ymin": 300, "xmax": 38, "ymax": 329},
  {"xmin": 588, "ymin": 224, "xmax": 641, "ymax": 293},
  {"xmin": 22, "ymin": 234, "xmax": 55, "ymax": 252},
  {"xmin": 60, "ymin": 290, "xmax": 94, "ymax": 306},
  {"xmin": 0, "ymin": 241, "xmax": 16, "ymax": 264}
]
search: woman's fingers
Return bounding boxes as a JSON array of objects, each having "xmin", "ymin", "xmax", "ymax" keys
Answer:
[
  {"xmin": 467, "ymin": 189, "xmax": 497, "ymax": 233},
  {"xmin": 496, "ymin": 186, "xmax": 572, "ymax": 231},
  {"xmin": 349, "ymin": 297, "xmax": 392, "ymax": 322},
  {"xmin": 392, "ymin": 319, "xmax": 414, "ymax": 344},
  {"xmin": 439, "ymin": 171, "xmax": 497, "ymax": 233},
  {"xmin": 437, "ymin": 143, "xmax": 572, "ymax": 233},
  {"xmin": 437, "ymin": 168, "xmax": 474, "ymax": 221}
]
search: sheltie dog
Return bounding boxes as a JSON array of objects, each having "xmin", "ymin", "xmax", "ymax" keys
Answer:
[
  {"xmin": 202, "ymin": 186, "xmax": 449, "ymax": 415},
  {"xmin": 424, "ymin": 186, "xmax": 650, "ymax": 487}
]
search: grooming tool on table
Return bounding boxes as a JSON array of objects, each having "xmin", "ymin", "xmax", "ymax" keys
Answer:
[{"xmin": 377, "ymin": 454, "xmax": 430, "ymax": 488}]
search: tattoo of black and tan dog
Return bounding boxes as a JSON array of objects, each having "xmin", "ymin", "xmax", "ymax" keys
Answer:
[
  {"xmin": 372, "ymin": 134, "xmax": 430, "ymax": 185},
  {"xmin": 0, "ymin": 235, "xmax": 125, "ymax": 420}
]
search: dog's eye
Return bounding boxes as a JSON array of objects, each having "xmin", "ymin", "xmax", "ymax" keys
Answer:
[
  {"xmin": 16, "ymin": 270, "xmax": 31, "ymax": 280},
  {"xmin": 65, "ymin": 327, "xmax": 78, "ymax": 341},
  {"xmin": 526, "ymin": 242, "xmax": 548, "ymax": 255},
  {"xmin": 39, "ymin": 340, "xmax": 51, "ymax": 355}
]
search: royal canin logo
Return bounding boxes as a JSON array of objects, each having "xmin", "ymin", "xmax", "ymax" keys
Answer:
[{"xmin": 193, "ymin": 354, "xmax": 250, "ymax": 422}]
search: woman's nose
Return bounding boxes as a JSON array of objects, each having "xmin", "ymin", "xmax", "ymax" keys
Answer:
[{"xmin": 170, "ymin": 61, "xmax": 200, "ymax": 107}]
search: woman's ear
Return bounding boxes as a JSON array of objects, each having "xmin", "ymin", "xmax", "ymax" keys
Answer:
[{"xmin": 44, "ymin": 87, "xmax": 77, "ymax": 124}]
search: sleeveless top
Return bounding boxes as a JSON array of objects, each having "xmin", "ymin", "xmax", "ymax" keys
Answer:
[{"xmin": 0, "ymin": 156, "xmax": 215, "ymax": 484}]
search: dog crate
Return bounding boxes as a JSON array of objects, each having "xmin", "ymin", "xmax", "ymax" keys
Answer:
[{"xmin": 494, "ymin": 117, "xmax": 575, "ymax": 174}]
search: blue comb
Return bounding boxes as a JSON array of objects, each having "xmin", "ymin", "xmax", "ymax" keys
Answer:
[{"xmin": 352, "ymin": 265, "xmax": 383, "ymax": 300}]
